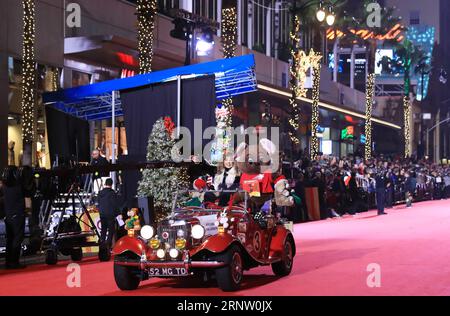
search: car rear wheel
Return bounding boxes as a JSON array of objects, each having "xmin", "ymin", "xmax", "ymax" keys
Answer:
[
  {"xmin": 214, "ymin": 245, "xmax": 244, "ymax": 292},
  {"xmin": 271, "ymin": 237, "xmax": 294, "ymax": 276}
]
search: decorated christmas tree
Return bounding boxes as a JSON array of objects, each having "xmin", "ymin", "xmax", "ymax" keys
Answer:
[{"xmin": 137, "ymin": 117, "xmax": 189, "ymax": 222}]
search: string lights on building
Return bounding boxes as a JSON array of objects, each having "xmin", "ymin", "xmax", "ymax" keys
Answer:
[
  {"xmin": 365, "ymin": 73, "xmax": 375, "ymax": 161},
  {"xmin": 137, "ymin": 0, "xmax": 157, "ymax": 74},
  {"xmin": 21, "ymin": 0, "xmax": 36, "ymax": 146},
  {"xmin": 310, "ymin": 61, "xmax": 322, "ymax": 161},
  {"xmin": 403, "ymin": 96, "xmax": 411, "ymax": 158}
]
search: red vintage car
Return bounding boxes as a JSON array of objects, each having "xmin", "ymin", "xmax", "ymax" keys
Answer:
[{"xmin": 112, "ymin": 191, "xmax": 295, "ymax": 292}]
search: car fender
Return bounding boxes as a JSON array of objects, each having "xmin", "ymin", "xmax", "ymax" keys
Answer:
[
  {"xmin": 112, "ymin": 236, "xmax": 147, "ymax": 257},
  {"xmin": 269, "ymin": 226, "xmax": 296, "ymax": 259},
  {"xmin": 190, "ymin": 234, "xmax": 237, "ymax": 256}
]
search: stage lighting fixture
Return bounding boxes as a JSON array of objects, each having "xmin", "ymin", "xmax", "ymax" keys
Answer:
[
  {"xmin": 170, "ymin": 18, "xmax": 190, "ymax": 41},
  {"xmin": 196, "ymin": 28, "xmax": 215, "ymax": 56}
]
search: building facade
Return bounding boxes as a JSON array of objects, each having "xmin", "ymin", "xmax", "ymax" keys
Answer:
[{"xmin": 0, "ymin": 0, "xmax": 403, "ymax": 169}]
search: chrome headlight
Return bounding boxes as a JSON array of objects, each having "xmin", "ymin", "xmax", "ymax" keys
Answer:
[
  {"xmin": 140, "ymin": 225, "xmax": 154, "ymax": 240},
  {"xmin": 191, "ymin": 224, "xmax": 205, "ymax": 239},
  {"xmin": 169, "ymin": 248, "xmax": 179, "ymax": 259},
  {"xmin": 156, "ymin": 249, "xmax": 165, "ymax": 259}
]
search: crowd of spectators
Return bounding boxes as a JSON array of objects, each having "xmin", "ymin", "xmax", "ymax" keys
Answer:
[{"xmin": 283, "ymin": 154, "xmax": 450, "ymax": 222}]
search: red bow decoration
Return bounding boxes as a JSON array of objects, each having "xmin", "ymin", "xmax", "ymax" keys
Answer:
[{"xmin": 164, "ymin": 116, "xmax": 175, "ymax": 137}]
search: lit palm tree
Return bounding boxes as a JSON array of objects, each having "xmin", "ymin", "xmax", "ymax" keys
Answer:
[
  {"xmin": 136, "ymin": 0, "xmax": 157, "ymax": 74},
  {"xmin": 378, "ymin": 39, "xmax": 428, "ymax": 157},
  {"xmin": 335, "ymin": 1, "xmax": 402, "ymax": 159},
  {"xmin": 21, "ymin": 0, "xmax": 36, "ymax": 166}
]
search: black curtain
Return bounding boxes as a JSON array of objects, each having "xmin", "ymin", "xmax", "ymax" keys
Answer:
[
  {"xmin": 120, "ymin": 75, "xmax": 216, "ymax": 203},
  {"xmin": 45, "ymin": 106, "xmax": 90, "ymax": 164},
  {"xmin": 121, "ymin": 75, "xmax": 216, "ymax": 159},
  {"xmin": 181, "ymin": 76, "xmax": 217, "ymax": 152},
  {"xmin": 121, "ymin": 81, "xmax": 178, "ymax": 159}
]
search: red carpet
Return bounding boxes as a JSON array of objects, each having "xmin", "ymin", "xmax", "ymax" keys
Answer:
[{"xmin": 1, "ymin": 200, "xmax": 450, "ymax": 296}]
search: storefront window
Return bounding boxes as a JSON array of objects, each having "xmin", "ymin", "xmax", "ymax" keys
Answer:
[{"xmin": 6, "ymin": 57, "xmax": 58, "ymax": 168}]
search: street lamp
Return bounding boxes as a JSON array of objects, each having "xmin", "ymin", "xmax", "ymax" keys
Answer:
[
  {"xmin": 326, "ymin": 7, "xmax": 336, "ymax": 26},
  {"xmin": 316, "ymin": 3, "xmax": 326, "ymax": 22},
  {"xmin": 315, "ymin": 1, "xmax": 336, "ymax": 25}
]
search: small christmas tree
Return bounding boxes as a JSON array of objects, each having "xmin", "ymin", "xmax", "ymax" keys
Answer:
[{"xmin": 137, "ymin": 117, "xmax": 189, "ymax": 222}]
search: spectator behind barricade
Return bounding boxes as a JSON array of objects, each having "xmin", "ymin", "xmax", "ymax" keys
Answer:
[
  {"xmin": 294, "ymin": 172, "xmax": 308, "ymax": 222},
  {"xmin": 311, "ymin": 171, "xmax": 327, "ymax": 219},
  {"xmin": 91, "ymin": 149, "xmax": 110, "ymax": 193},
  {"xmin": 444, "ymin": 173, "xmax": 450, "ymax": 199},
  {"xmin": 404, "ymin": 171, "xmax": 417, "ymax": 208}
]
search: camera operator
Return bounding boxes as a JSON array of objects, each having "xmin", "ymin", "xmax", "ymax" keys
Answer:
[{"xmin": 1, "ymin": 166, "xmax": 26, "ymax": 269}]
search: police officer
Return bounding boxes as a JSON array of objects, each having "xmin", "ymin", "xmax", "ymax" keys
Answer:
[
  {"xmin": 1, "ymin": 166, "xmax": 26, "ymax": 269},
  {"xmin": 375, "ymin": 172, "xmax": 388, "ymax": 216}
]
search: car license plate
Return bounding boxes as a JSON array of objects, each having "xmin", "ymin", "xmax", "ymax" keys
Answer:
[{"xmin": 148, "ymin": 267, "xmax": 189, "ymax": 277}]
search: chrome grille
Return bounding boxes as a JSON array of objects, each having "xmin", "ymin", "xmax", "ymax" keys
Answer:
[{"xmin": 157, "ymin": 223, "xmax": 191, "ymax": 248}]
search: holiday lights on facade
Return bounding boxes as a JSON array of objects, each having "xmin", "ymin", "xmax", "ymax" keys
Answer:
[{"xmin": 137, "ymin": 0, "xmax": 157, "ymax": 74}]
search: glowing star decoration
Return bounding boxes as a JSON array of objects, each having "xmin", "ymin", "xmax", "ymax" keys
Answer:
[
  {"xmin": 289, "ymin": 44, "xmax": 323, "ymax": 144},
  {"xmin": 137, "ymin": 0, "xmax": 157, "ymax": 74}
]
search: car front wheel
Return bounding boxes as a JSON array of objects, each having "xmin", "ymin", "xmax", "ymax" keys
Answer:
[
  {"xmin": 214, "ymin": 245, "xmax": 244, "ymax": 292},
  {"xmin": 271, "ymin": 237, "xmax": 294, "ymax": 276},
  {"xmin": 114, "ymin": 262, "xmax": 141, "ymax": 291}
]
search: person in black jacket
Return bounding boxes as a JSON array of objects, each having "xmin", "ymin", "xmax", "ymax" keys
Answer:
[
  {"xmin": 97, "ymin": 178, "xmax": 120, "ymax": 249},
  {"xmin": 1, "ymin": 166, "xmax": 26, "ymax": 269}
]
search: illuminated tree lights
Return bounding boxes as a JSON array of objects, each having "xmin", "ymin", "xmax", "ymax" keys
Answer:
[
  {"xmin": 365, "ymin": 73, "xmax": 375, "ymax": 161},
  {"xmin": 216, "ymin": 6, "xmax": 238, "ymax": 136},
  {"xmin": 403, "ymin": 96, "xmax": 411, "ymax": 158},
  {"xmin": 21, "ymin": 0, "xmax": 36, "ymax": 148},
  {"xmin": 137, "ymin": 0, "xmax": 157, "ymax": 74},
  {"xmin": 310, "ymin": 63, "xmax": 322, "ymax": 161},
  {"xmin": 216, "ymin": 7, "xmax": 237, "ymax": 157},
  {"xmin": 221, "ymin": 7, "xmax": 237, "ymax": 59}
]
